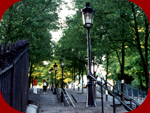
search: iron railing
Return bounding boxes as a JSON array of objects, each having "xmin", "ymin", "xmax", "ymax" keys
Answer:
[
  {"xmin": 55, "ymin": 86, "xmax": 75, "ymax": 107},
  {"xmin": 0, "ymin": 39, "xmax": 29, "ymax": 112},
  {"xmin": 115, "ymin": 80, "xmax": 146, "ymax": 100},
  {"xmin": 88, "ymin": 75, "xmax": 140, "ymax": 113},
  {"xmin": 62, "ymin": 88, "xmax": 75, "ymax": 107}
]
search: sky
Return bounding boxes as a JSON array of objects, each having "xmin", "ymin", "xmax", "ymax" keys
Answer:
[{"xmin": 50, "ymin": 0, "xmax": 76, "ymax": 42}]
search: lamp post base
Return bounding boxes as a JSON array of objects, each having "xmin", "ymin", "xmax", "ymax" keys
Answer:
[
  {"xmin": 61, "ymin": 89, "xmax": 63, "ymax": 102},
  {"xmin": 86, "ymin": 79, "xmax": 96, "ymax": 107}
]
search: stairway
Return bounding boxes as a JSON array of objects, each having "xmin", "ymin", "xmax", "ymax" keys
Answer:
[
  {"xmin": 28, "ymin": 88, "xmax": 128, "ymax": 113},
  {"xmin": 38, "ymin": 89, "xmax": 64, "ymax": 113},
  {"xmin": 65, "ymin": 88, "xmax": 128, "ymax": 113},
  {"xmin": 38, "ymin": 106, "xmax": 128, "ymax": 113}
]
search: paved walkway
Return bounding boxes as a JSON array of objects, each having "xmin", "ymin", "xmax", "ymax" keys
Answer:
[
  {"xmin": 27, "ymin": 88, "xmax": 143, "ymax": 113},
  {"xmin": 66, "ymin": 88, "xmax": 128, "ymax": 112},
  {"xmin": 27, "ymin": 88, "xmax": 64, "ymax": 113}
]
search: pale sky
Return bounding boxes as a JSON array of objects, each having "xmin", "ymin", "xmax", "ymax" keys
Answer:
[{"xmin": 50, "ymin": 0, "xmax": 76, "ymax": 42}]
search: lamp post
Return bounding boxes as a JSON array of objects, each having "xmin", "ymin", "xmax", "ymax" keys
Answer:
[
  {"xmin": 60, "ymin": 56, "xmax": 65, "ymax": 102},
  {"xmin": 49, "ymin": 67, "xmax": 53, "ymax": 91},
  {"xmin": 81, "ymin": 2, "xmax": 96, "ymax": 107},
  {"xmin": 53, "ymin": 63, "xmax": 57, "ymax": 94},
  {"xmin": 92, "ymin": 57, "xmax": 97, "ymax": 99},
  {"xmin": 49, "ymin": 69, "xmax": 51, "ymax": 90}
]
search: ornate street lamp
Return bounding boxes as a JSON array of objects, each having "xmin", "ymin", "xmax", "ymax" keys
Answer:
[
  {"xmin": 53, "ymin": 63, "xmax": 57, "ymax": 94},
  {"xmin": 81, "ymin": 2, "xmax": 96, "ymax": 107},
  {"xmin": 81, "ymin": 2, "xmax": 95, "ymax": 28},
  {"xmin": 60, "ymin": 56, "xmax": 65, "ymax": 102}
]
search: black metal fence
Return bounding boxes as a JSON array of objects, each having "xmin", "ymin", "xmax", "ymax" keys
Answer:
[
  {"xmin": 0, "ymin": 39, "xmax": 29, "ymax": 112},
  {"xmin": 115, "ymin": 81, "xmax": 147, "ymax": 99}
]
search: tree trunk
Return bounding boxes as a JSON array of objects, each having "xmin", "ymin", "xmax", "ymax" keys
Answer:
[
  {"xmin": 105, "ymin": 54, "xmax": 109, "ymax": 101},
  {"xmin": 78, "ymin": 68, "xmax": 81, "ymax": 91},
  {"xmin": 121, "ymin": 42, "xmax": 125, "ymax": 101},
  {"xmin": 144, "ymin": 15, "xmax": 149, "ymax": 94},
  {"xmin": 132, "ymin": 3, "xmax": 149, "ymax": 94},
  {"xmin": 73, "ymin": 67, "xmax": 75, "ymax": 91},
  {"xmin": 106, "ymin": 54, "xmax": 109, "ymax": 84}
]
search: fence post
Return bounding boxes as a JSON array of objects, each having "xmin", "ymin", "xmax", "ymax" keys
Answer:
[
  {"xmin": 0, "ymin": 44, "xmax": 3, "ymax": 71},
  {"xmin": 126, "ymin": 85, "xmax": 128, "ymax": 95},
  {"xmin": 21, "ymin": 55, "xmax": 24, "ymax": 111},
  {"xmin": 10, "ymin": 65, "xmax": 15, "ymax": 107},
  {"xmin": 137, "ymin": 91, "xmax": 139, "ymax": 101},
  {"xmin": 0, "ymin": 44, "xmax": 3, "ymax": 54},
  {"xmin": 130, "ymin": 99, "xmax": 132, "ymax": 109},
  {"xmin": 9, "ymin": 43, "xmax": 11, "ymax": 52},
  {"xmin": 4, "ymin": 43, "xmax": 7, "ymax": 53},
  {"xmin": 113, "ymin": 88, "xmax": 116, "ymax": 113},
  {"xmin": 4, "ymin": 43, "xmax": 8, "ymax": 68}
]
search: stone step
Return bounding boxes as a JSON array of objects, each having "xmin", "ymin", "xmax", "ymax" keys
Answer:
[
  {"xmin": 38, "ymin": 107, "xmax": 127, "ymax": 113},
  {"xmin": 74, "ymin": 102, "xmax": 86, "ymax": 107},
  {"xmin": 39, "ymin": 103, "xmax": 64, "ymax": 109}
]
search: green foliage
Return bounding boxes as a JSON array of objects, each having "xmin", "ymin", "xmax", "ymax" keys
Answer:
[
  {"xmin": 56, "ymin": 0, "xmax": 150, "ymax": 91},
  {"xmin": 0, "ymin": 0, "xmax": 63, "ymax": 86},
  {"xmin": 1, "ymin": 0, "xmax": 149, "ymax": 91}
]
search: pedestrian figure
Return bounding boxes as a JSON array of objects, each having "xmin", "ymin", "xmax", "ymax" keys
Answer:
[
  {"xmin": 33, "ymin": 77, "xmax": 38, "ymax": 94},
  {"xmin": 46, "ymin": 79, "xmax": 49, "ymax": 89},
  {"xmin": 43, "ymin": 79, "xmax": 48, "ymax": 94}
]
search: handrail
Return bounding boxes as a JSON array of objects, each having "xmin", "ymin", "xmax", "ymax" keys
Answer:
[
  {"xmin": 65, "ymin": 89, "xmax": 75, "ymax": 107},
  {"xmin": 0, "ymin": 47, "xmax": 29, "ymax": 75},
  {"xmin": 115, "ymin": 80, "xmax": 146, "ymax": 97},
  {"xmin": 62, "ymin": 88, "xmax": 75, "ymax": 107},
  {"xmin": 97, "ymin": 81, "xmax": 132, "ymax": 111},
  {"xmin": 98, "ymin": 76, "xmax": 140, "ymax": 107},
  {"xmin": 88, "ymin": 74, "xmax": 140, "ymax": 111}
]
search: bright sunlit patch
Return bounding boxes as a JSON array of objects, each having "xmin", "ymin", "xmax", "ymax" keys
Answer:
[{"xmin": 43, "ymin": 61, "xmax": 49, "ymax": 65}]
